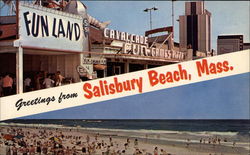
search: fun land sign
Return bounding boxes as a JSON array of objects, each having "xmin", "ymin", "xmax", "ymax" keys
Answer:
[{"xmin": 18, "ymin": 2, "xmax": 86, "ymax": 52}]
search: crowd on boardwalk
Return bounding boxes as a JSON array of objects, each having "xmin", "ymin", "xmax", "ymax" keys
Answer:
[
  {"xmin": 0, "ymin": 71, "xmax": 67, "ymax": 97},
  {"xmin": 0, "ymin": 126, "xmax": 171, "ymax": 155}
]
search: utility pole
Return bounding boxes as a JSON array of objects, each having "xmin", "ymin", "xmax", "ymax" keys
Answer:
[
  {"xmin": 172, "ymin": 0, "xmax": 176, "ymax": 38},
  {"xmin": 172, "ymin": 0, "xmax": 174, "ymax": 28},
  {"xmin": 143, "ymin": 7, "xmax": 158, "ymax": 30}
]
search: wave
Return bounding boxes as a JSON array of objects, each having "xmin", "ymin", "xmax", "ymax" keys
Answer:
[
  {"xmin": 74, "ymin": 127, "xmax": 240, "ymax": 138},
  {"xmin": 0, "ymin": 122, "xmax": 64, "ymax": 129},
  {"xmin": 185, "ymin": 131, "xmax": 239, "ymax": 137},
  {"xmin": 80, "ymin": 120, "xmax": 103, "ymax": 123},
  {"xmin": 85, "ymin": 120, "xmax": 103, "ymax": 123},
  {"xmin": 0, "ymin": 122, "xmax": 240, "ymax": 137}
]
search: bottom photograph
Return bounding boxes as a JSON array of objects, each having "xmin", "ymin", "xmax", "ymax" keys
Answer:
[{"xmin": 0, "ymin": 119, "xmax": 249, "ymax": 155}]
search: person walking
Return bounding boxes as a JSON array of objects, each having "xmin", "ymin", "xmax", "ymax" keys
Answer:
[
  {"xmin": 134, "ymin": 139, "xmax": 138, "ymax": 148},
  {"xmin": 12, "ymin": 145, "xmax": 18, "ymax": 155},
  {"xmin": 35, "ymin": 73, "xmax": 42, "ymax": 90},
  {"xmin": 6, "ymin": 144, "xmax": 11, "ymax": 155},
  {"xmin": 154, "ymin": 147, "xmax": 158, "ymax": 155}
]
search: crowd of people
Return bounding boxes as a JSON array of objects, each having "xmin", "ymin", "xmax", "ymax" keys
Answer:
[
  {"xmin": 198, "ymin": 137, "xmax": 235, "ymax": 147},
  {"xmin": 0, "ymin": 71, "xmax": 67, "ymax": 97},
  {"xmin": 0, "ymin": 126, "xmax": 172, "ymax": 155}
]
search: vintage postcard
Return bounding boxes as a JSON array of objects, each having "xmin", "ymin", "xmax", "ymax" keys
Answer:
[{"xmin": 0, "ymin": 0, "xmax": 249, "ymax": 155}]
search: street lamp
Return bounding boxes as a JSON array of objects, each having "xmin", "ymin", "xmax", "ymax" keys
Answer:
[{"xmin": 143, "ymin": 7, "xmax": 158, "ymax": 30}]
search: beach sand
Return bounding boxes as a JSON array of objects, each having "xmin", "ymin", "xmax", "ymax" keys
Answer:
[{"xmin": 0, "ymin": 124, "xmax": 249, "ymax": 155}]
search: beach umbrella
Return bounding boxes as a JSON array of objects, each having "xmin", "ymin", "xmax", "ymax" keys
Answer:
[
  {"xmin": 14, "ymin": 135, "xmax": 24, "ymax": 139},
  {"xmin": 49, "ymin": 137, "xmax": 62, "ymax": 144},
  {"xmin": 3, "ymin": 134, "xmax": 14, "ymax": 140},
  {"xmin": 54, "ymin": 137, "xmax": 62, "ymax": 144}
]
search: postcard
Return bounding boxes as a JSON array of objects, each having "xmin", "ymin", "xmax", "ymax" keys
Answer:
[{"xmin": 0, "ymin": 0, "xmax": 249, "ymax": 155}]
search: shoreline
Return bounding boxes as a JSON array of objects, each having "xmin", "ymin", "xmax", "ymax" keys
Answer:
[{"xmin": 0, "ymin": 123, "xmax": 249, "ymax": 155}]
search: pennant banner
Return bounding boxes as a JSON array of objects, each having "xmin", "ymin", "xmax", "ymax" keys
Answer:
[{"xmin": 0, "ymin": 50, "xmax": 249, "ymax": 121}]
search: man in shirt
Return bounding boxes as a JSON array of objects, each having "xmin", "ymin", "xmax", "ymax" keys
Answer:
[
  {"xmin": 43, "ymin": 75, "xmax": 55, "ymax": 88},
  {"xmin": 2, "ymin": 73, "xmax": 13, "ymax": 96},
  {"xmin": 24, "ymin": 77, "xmax": 32, "ymax": 92},
  {"xmin": 55, "ymin": 71, "xmax": 65, "ymax": 86}
]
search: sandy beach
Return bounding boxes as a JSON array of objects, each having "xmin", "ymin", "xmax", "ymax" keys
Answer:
[{"xmin": 0, "ymin": 123, "xmax": 249, "ymax": 155}]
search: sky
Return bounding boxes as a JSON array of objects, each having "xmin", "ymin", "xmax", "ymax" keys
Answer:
[
  {"xmin": 0, "ymin": 1, "xmax": 249, "ymax": 50},
  {"xmin": 83, "ymin": 1, "xmax": 249, "ymax": 50}
]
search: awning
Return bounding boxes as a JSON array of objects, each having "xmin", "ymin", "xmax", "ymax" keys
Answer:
[{"xmin": 94, "ymin": 64, "xmax": 107, "ymax": 70}]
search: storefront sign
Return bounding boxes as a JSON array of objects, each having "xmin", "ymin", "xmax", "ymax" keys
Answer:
[
  {"xmin": 123, "ymin": 43, "xmax": 185, "ymax": 60},
  {"xmin": 77, "ymin": 65, "xmax": 89, "ymax": 76},
  {"xmin": 104, "ymin": 28, "xmax": 148, "ymax": 45},
  {"xmin": 19, "ymin": 2, "xmax": 87, "ymax": 52},
  {"xmin": 76, "ymin": 65, "xmax": 93, "ymax": 77},
  {"xmin": 83, "ymin": 58, "xmax": 106, "ymax": 64},
  {"xmin": 104, "ymin": 28, "xmax": 185, "ymax": 60}
]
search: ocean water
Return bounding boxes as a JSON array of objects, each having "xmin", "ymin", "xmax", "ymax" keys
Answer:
[
  {"xmin": 1, "ymin": 119, "xmax": 250, "ymax": 150},
  {"xmin": 1, "ymin": 119, "xmax": 249, "ymax": 135}
]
